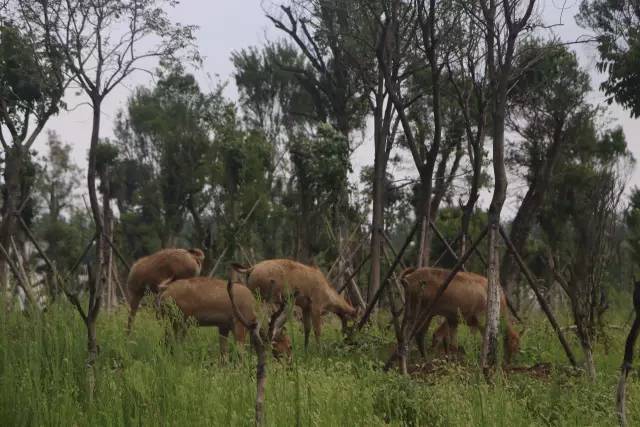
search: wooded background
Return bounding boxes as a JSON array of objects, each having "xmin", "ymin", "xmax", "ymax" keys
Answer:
[{"xmin": 1, "ymin": 0, "xmax": 640, "ymax": 389}]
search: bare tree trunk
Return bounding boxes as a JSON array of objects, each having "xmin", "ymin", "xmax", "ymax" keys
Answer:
[
  {"xmin": 86, "ymin": 97, "xmax": 104, "ymax": 370},
  {"xmin": 334, "ymin": 209, "xmax": 347, "ymax": 293},
  {"xmin": 368, "ymin": 125, "xmax": 385, "ymax": 303},
  {"xmin": 367, "ymin": 80, "xmax": 394, "ymax": 306},
  {"xmin": 101, "ymin": 186, "xmax": 113, "ymax": 311},
  {"xmin": 0, "ymin": 147, "xmax": 22, "ymax": 288},
  {"xmin": 482, "ymin": 45, "xmax": 509, "ymax": 377},
  {"xmin": 482, "ymin": 223, "xmax": 501, "ymax": 374},
  {"xmin": 582, "ymin": 340, "xmax": 596, "ymax": 380},
  {"xmin": 617, "ymin": 282, "xmax": 640, "ymax": 427},
  {"xmin": 417, "ymin": 176, "xmax": 434, "ymax": 268},
  {"xmin": 227, "ymin": 280, "xmax": 266, "ymax": 426},
  {"xmin": 478, "ymin": 0, "xmax": 534, "ymax": 375},
  {"xmin": 573, "ymin": 281, "xmax": 598, "ymax": 379}
]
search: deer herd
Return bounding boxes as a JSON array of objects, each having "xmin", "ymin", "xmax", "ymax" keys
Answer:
[{"xmin": 126, "ymin": 247, "xmax": 520, "ymax": 364}]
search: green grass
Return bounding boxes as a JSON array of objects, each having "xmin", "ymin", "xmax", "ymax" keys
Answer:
[{"xmin": 1, "ymin": 298, "xmax": 638, "ymax": 426}]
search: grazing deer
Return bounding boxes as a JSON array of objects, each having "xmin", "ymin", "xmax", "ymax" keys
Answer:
[
  {"xmin": 401, "ymin": 267, "xmax": 520, "ymax": 364},
  {"xmin": 158, "ymin": 276, "xmax": 291, "ymax": 358},
  {"xmin": 232, "ymin": 259, "xmax": 357, "ymax": 348}
]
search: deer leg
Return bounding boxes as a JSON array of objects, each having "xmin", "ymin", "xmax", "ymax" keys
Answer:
[
  {"xmin": 430, "ymin": 319, "xmax": 447, "ymax": 354},
  {"xmin": 302, "ymin": 307, "xmax": 312, "ymax": 350},
  {"xmin": 311, "ymin": 308, "xmax": 323, "ymax": 346},
  {"xmin": 467, "ymin": 315, "xmax": 483, "ymax": 354},
  {"xmin": 126, "ymin": 290, "xmax": 143, "ymax": 334},
  {"xmin": 415, "ymin": 324, "xmax": 427, "ymax": 358},
  {"xmin": 219, "ymin": 327, "xmax": 230, "ymax": 361},
  {"xmin": 234, "ymin": 321, "xmax": 248, "ymax": 347},
  {"xmin": 446, "ymin": 319, "xmax": 460, "ymax": 354}
]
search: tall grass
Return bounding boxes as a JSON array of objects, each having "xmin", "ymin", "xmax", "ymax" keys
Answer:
[{"xmin": 0, "ymin": 298, "xmax": 637, "ymax": 426}]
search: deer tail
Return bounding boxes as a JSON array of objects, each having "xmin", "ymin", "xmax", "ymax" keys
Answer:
[{"xmin": 227, "ymin": 278, "xmax": 255, "ymax": 330}]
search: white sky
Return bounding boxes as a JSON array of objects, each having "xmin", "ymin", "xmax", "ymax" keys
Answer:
[{"xmin": 32, "ymin": 0, "xmax": 640, "ymax": 217}]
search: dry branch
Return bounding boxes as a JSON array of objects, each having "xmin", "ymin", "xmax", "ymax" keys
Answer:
[
  {"xmin": 384, "ymin": 225, "xmax": 489, "ymax": 372},
  {"xmin": 208, "ymin": 197, "xmax": 262, "ymax": 278},
  {"xmin": 499, "ymin": 226, "xmax": 577, "ymax": 367},
  {"xmin": 357, "ymin": 220, "xmax": 420, "ymax": 330},
  {"xmin": 227, "ymin": 278, "xmax": 266, "ymax": 426},
  {"xmin": 17, "ymin": 214, "xmax": 87, "ymax": 322},
  {"xmin": 0, "ymin": 242, "xmax": 35, "ymax": 307}
]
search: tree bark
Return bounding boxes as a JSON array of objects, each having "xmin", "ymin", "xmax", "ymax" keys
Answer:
[
  {"xmin": 616, "ymin": 281, "xmax": 640, "ymax": 427},
  {"xmin": 86, "ymin": 97, "xmax": 104, "ymax": 367},
  {"xmin": 482, "ymin": 223, "xmax": 501, "ymax": 375},
  {"xmin": 481, "ymin": 0, "xmax": 511, "ymax": 372},
  {"xmin": 368, "ymin": 92, "xmax": 392, "ymax": 304},
  {"xmin": 100, "ymin": 170, "xmax": 114, "ymax": 311},
  {"xmin": 417, "ymin": 170, "xmax": 435, "ymax": 268},
  {"xmin": 0, "ymin": 146, "xmax": 22, "ymax": 287}
]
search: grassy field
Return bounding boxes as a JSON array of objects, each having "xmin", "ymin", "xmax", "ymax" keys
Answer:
[{"xmin": 0, "ymin": 298, "xmax": 638, "ymax": 426}]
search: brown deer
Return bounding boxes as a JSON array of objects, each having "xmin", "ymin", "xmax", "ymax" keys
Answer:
[
  {"xmin": 158, "ymin": 276, "xmax": 291, "ymax": 357},
  {"xmin": 232, "ymin": 259, "xmax": 357, "ymax": 348},
  {"xmin": 126, "ymin": 248, "xmax": 205, "ymax": 332},
  {"xmin": 401, "ymin": 267, "xmax": 520, "ymax": 364}
]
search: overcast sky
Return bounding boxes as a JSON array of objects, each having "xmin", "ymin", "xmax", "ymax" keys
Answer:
[{"xmin": 33, "ymin": 1, "xmax": 640, "ymax": 215}]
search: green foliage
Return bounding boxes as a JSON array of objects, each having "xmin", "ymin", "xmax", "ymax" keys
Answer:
[
  {"xmin": 577, "ymin": 1, "xmax": 640, "ymax": 117},
  {"xmin": 625, "ymin": 187, "xmax": 640, "ymax": 272},
  {"xmin": 430, "ymin": 207, "xmax": 489, "ymax": 272},
  {"xmin": 289, "ymin": 124, "xmax": 351, "ymax": 202},
  {"xmin": 31, "ymin": 131, "xmax": 93, "ymax": 285},
  {"xmin": 508, "ymin": 41, "xmax": 592, "ymax": 182},
  {"xmin": 232, "ymin": 42, "xmax": 314, "ymax": 134},
  {"xmin": 113, "ymin": 63, "xmax": 220, "ymax": 251},
  {"xmin": 0, "ymin": 19, "xmax": 65, "ymax": 134}
]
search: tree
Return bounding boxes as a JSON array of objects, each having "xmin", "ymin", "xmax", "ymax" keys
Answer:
[
  {"xmin": 232, "ymin": 42, "xmax": 312, "ymax": 164},
  {"xmin": 115, "ymin": 65, "xmax": 274, "ymax": 269},
  {"xmin": 501, "ymin": 42, "xmax": 592, "ymax": 298},
  {"xmin": 210, "ymin": 108, "xmax": 272, "ymax": 263},
  {"xmin": 473, "ymin": 0, "xmax": 537, "ymax": 374},
  {"xmin": 114, "ymin": 64, "xmax": 216, "ymax": 252},
  {"xmin": 0, "ymin": 6, "xmax": 67, "ymax": 287},
  {"xmin": 376, "ymin": 0, "xmax": 461, "ymax": 272},
  {"xmin": 541, "ymin": 121, "xmax": 633, "ymax": 378},
  {"xmin": 444, "ymin": 4, "xmax": 491, "ymax": 259},
  {"xmin": 625, "ymin": 187, "xmax": 640, "ymax": 268},
  {"xmin": 287, "ymin": 124, "xmax": 351, "ymax": 261},
  {"xmin": 577, "ymin": 1, "xmax": 640, "ymax": 117},
  {"xmin": 27, "ymin": 0, "xmax": 198, "ymax": 367},
  {"xmin": 32, "ymin": 131, "xmax": 87, "ymax": 297},
  {"xmin": 232, "ymin": 42, "xmax": 315, "ymax": 259},
  {"xmin": 267, "ymin": 0, "xmax": 368, "ymax": 292}
]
